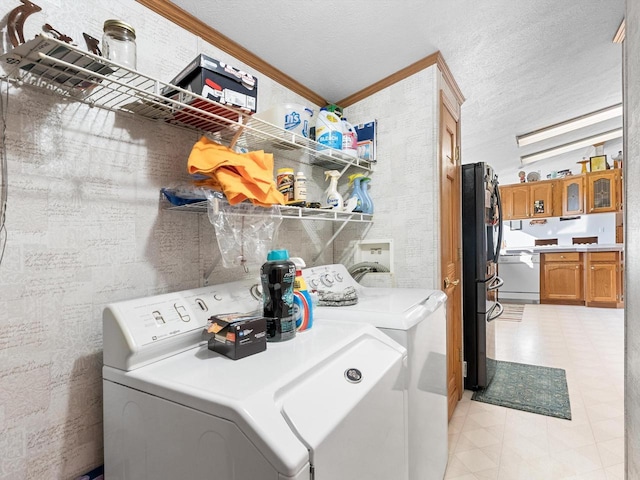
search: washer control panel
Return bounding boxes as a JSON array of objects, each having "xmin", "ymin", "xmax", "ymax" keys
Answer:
[
  {"xmin": 103, "ymin": 278, "xmax": 262, "ymax": 370},
  {"xmin": 302, "ymin": 264, "xmax": 358, "ymax": 292}
]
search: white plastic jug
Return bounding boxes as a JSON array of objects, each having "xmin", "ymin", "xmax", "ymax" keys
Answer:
[
  {"xmin": 341, "ymin": 118, "xmax": 358, "ymax": 157},
  {"xmin": 315, "ymin": 109, "xmax": 342, "ymax": 150}
]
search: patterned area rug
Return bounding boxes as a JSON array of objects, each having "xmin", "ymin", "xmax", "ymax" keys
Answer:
[
  {"xmin": 472, "ymin": 360, "xmax": 571, "ymax": 420},
  {"xmin": 498, "ymin": 303, "xmax": 524, "ymax": 321}
]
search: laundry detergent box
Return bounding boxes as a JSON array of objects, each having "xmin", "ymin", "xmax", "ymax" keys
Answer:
[
  {"xmin": 205, "ymin": 312, "xmax": 267, "ymax": 360},
  {"xmin": 162, "ymin": 55, "xmax": 258, "ymax": 131}
]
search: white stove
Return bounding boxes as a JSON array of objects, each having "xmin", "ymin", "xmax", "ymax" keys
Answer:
[
  {"xmin": 102, "ymin": 278, "xmax": 409, "ymax": 480},
  {"xmin": 302, "ymin": 264, "xmax": 448, "ymax": 480}
]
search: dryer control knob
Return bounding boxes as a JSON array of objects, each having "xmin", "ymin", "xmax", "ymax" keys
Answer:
[
  {"xmin": 335, "ymin": 273, "xmax": 343, "ymax": 282},
  {"xmin": 213, "ymin": 294, "xmax": 222, "ymax": 301},
  {"xmin": 321, "ymin": 274, "xmax": 334, "ymax": 287}
]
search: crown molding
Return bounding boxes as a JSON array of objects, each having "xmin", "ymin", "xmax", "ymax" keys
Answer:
[
  {"xmin": 136, "ymin": 1, "xmax": 465, "ymax": 110},
  {"xmin": 337, "ymin": 52, "xmax": 465, "ymax": 108},
  {"xmin": 613, "ymin": 19, "xmax": 625, "ymax": 44}
]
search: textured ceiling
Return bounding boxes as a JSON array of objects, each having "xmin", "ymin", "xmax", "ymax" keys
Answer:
[{"xmin": 170, "ymin": 0, "xmax": 624, "ymax": 177}]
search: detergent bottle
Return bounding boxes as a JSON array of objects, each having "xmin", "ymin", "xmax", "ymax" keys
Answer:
[
  {"xmin": 260, "ymin": 249, "xmax": 296, "ymax": 342},
  {"xmin": 347, "ymin": 173, "xmax": 367, "ymax": 212},
  {"xmin": 315, "ymin": 108, "xmax": 343, "ymax": 150},
  {"xmin": 321, "ymin": 170, "xmax": 344, "ymax": 209},
  {"xmin": 341, "ymin": 118, "xmax": 358, "ymax": 157},
  {"xmin": 361, "ymin": 177, "xmax": 374, "ymax": 214},
  {"xmin": 290, "ymin": 257, "xmax": 313, "ymax": 332}
]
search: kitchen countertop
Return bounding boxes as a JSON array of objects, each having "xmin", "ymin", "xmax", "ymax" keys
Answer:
[{"xmin": 502, "ymin": 243, "xmax": 624, "ymax": 255}]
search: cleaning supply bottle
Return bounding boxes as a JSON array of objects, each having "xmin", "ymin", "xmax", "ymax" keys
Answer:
[
  {"xmin": 361, "ymin": 177, "xmax": 374, "ymax": 214},
  {"xmin": 294, "ymin": 171, "xmax": 307, "ymax": 202},
  {"xmin": 315, "ymin": 108, "xmax": 343, "ymax": 150},
  {"xmin": 341, "ymin": 117, "xmax": 358, "ymax": 157},
  {"xmin": 260, "ymin": 249, "xmax": 296, "ymax": 342},
  {"xmin": 290, "ymin": 257, "xmax": 313, "ymax": 332},
  {"xmin": 321, "ymin": 170, "xmax": 344, "ymax": 210},
  {"xmin": 347, "ymin": 173, "xmax": 367, "ymax": 212}
]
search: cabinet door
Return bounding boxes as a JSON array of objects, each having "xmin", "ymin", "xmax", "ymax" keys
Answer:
[
  {"xmin": 510, "ymin": 185, "xmax": 530, "ymax": 219},
  {"xmin": 586, "ymin": 263, "xmax": 617, "ymax": 303},
  {"xmin": 542, "ymin": 262, "xmax": 583, "ymax": 301},
  {"xmin": 499, "ymin": 186, "xmax": 513, "ymax": 220},
  {"xmin": 530, "ymin": 182, "xmax": 554, "ymax": 217},
  {"xmin": 540, "ymin": 252, "xmax": 583, "ymax": 303},
  {"xmin": 586, "ymin": 251, "xmax": 622, "ymax": 307},
  {"xmin": 587, "ymin": 171, "xmax": 620, "ymax": 214},
  {"xmin": 562, "ymin": 176, "xmax": 585, "ymax": 215}
]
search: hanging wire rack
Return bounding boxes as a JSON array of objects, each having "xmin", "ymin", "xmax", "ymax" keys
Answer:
[{"xmin": 0, "ymin": 35, "xmax": 374, "ymax": 173}]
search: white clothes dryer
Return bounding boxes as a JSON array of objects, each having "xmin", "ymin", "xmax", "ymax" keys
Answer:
[
  {"xmin": 303, "ymin": 264, "xmax": 448, "ymax": 480},
  {"xmin": 102, "ymin": 278, "xmax": 408, "ymax": 480}
]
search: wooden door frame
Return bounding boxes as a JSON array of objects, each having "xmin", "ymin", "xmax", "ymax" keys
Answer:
[{"xmin": 439, "ymin": 91, "xmax": 463, "ymax": 418}]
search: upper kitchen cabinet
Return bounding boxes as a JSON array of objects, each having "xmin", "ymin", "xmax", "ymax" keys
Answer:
[
  {"xmin": 529, "ymin": 182, "xmax": 554, "ymax": 218},
  {"xmin": 561, "ymin": 175, "xmax": 586, "ymax": 216},
  {"xmin": 500, "ymin": 184, "xmax": 529, "ymax": 220},
  {"xmin": 500, "ymin": 180, "xmax": 554, "ymax": 220},
  {"xmin": 586, "ymin": 170, "xmax": 622, "ymax": 214}
]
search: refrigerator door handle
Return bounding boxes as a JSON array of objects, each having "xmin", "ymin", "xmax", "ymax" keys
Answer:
[
  {"xmin": 488, "ymin": 275, "xmax": 504, "ymax": 291},
  {"xmin": 494, "ymin": 176, "xmax": 504, "ymax": 264},
  {"xmin": 487, "ymin": 301, "xmax": 504, "ymax": 322}
]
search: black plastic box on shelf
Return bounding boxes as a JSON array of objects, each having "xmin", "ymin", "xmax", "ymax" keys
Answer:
[
  {"xmin": 205, "ymin": 312, "xmax": 267, "ymax": 360},
  {"xmin": 162, "ymin": 55, "xmax": 258, "ymax": 131}
]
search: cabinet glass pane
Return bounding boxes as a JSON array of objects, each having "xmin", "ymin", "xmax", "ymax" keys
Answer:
[
  {"xmin": 593, "ymin": 178, "xmax": 612, "ymax": 208},
  {"xmin": 566, "ymin": 183, "xmax": 579, "ymax": 211}
]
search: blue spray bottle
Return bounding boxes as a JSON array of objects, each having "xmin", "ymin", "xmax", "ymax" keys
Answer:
[
  {"xmin": 361, "ymin": 177, "xmax": 374, "ymax": 214},
  {"xmin": 347, "ymin": 173, "xmax": 367, "ymax": 212}
]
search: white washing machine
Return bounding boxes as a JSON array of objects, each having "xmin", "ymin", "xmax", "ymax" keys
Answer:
[
  {"xmin": 302, "ymin": 264, "xmax": 448, "ymax": 480},
  {"xmin": 102, "ymin": 278, "xmax": 409, "ymax": 480}
]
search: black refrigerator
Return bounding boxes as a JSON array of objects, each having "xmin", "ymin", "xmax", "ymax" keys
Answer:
[{"xmin": 461, "ymin": 162, "xmax": 504, "ymax": 390}]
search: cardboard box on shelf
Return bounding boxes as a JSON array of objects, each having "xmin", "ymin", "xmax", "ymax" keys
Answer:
[{"xmin": 162, "ymin": 55, "xmax": 258, "ymax": 131}]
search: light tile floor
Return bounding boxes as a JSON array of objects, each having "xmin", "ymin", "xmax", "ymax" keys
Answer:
[{"xmin": 445, "ymin": 304, "xmax": 625, "ymax": 480}]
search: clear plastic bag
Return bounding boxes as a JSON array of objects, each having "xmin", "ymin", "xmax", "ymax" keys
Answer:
[{"xmin": 205, "ymin": 191, "xmax": 283, "ymax": 269}]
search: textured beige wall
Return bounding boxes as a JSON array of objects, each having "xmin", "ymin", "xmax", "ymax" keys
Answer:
[
  {"xmin": 0, "ymin": 1, "xmax": 335, "ymax": 478},
  {"xmin": 625, "ymin": 1, "xmax": 639, "ymax": 476},
  {"xmin": 338, "ymin": 67, "xmax": 441, "ymax": 289}
]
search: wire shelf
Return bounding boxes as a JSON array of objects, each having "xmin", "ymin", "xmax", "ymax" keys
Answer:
[
  {"xmin": 161, "ymin": 197, "xmax": 373, "ymax": 223},
  {"xmin": 0, "ymin": 35, "xmax": 373, "ymax": 172}
]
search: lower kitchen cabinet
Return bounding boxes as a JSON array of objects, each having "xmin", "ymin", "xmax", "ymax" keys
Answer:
[
  {"xmin": 540, "ymin": 252, "xmax": 584, "ymax": 305},
  {"xmin": 586, "ymin": 251, "xmax": 624, "ymax": 308},
  {"xmin": 540, "ymin": 250, "xmax": 623, "ymax": 308}
]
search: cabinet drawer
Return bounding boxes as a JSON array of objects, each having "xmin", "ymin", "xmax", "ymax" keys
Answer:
[
  {"xmin": 588, "ymin": 251, "xmax": 619, "ymax": 262},
  {"xmin": 543, "ymin": 252, "xmax": 581, "ymax": 262}
]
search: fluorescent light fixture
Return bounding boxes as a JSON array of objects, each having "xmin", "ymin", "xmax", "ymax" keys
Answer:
[
  {"xmin": 516, "ymin": 104, "xmax": 622, "ymax": 147},
  {"xmin": 520, "ymin": 128, "xmax": 623, "ymax": 165}
]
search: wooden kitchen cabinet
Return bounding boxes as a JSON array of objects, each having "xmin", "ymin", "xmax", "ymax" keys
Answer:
[
  {"xmin": 561, "ymin": 175, "xmax": 585, "ymax": 215},
  {"xmin": 500, "ymin": 184, "xmax": 528, "ymax": 220},
  {"xmin": 540, "ymin": 252, "xmax": 584, "ymax": 305},
  {"xmin": 500, "ymin": 181, "xmax": 555, "ymax": 220},
  {"xmin": 586, "ymin": 170, "xmax": 621, "ymax": 214},
  {"xmin": 530, "ymin": 182, "xmax": 554, "ymax": 218},
  {"xmin": 586, "ymin": 251, "xmax": 624, "ymax": 307}
]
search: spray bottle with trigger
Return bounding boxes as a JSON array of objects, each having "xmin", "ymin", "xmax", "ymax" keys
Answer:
[
  {"xmin": 347, "ymin": 173, "xmax": 367, "ymax": 212},
  {"xmin": 361, "ymin": 177, "xmax": 374, "ymax": 214},
  {"xmin": 322, "ymin": 170, "xmax": 344, "ymax": 210}
]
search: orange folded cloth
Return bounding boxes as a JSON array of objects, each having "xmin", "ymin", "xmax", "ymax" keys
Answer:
[{"xmin": 187, "ymin": 137, "xmax": 285, "ymax": 206}]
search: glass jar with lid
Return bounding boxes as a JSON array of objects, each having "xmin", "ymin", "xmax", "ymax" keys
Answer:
[{"xmin": 102, "ymin": 19, "xmax": 137, "ymax": 71}]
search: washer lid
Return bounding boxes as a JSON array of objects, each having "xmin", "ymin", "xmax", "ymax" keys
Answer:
[
  {"xmin": 279, "ymin": 335, "xmax": 407, "ymax": 480},
  {"xmin": 103, "ymin": 320, "xmax": 406, "ymax": 477},
  {"xmin": 315, "ymin": 288, "xmax": 447, "ymax": 330}
]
